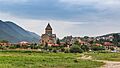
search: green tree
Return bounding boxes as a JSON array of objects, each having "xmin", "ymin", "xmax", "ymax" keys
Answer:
[
  {"xmin": 74, "ymin": 40, "xmax": 80, "ymax": 45},
  {"xmin": 84, "ymin": 36, "xmax": 89, "ymax": 39},
  {"xmin": 44, "ymin": 42, "xmax": 48, "ymax": 50},
  {"xmin": 84, "ymin": 36, "xmax": 89, "ymax": 42},
  {"xmin": 70, "ymin": 45, "xmax": 83, "ymax": 53},
  {"xmin": 0, "ymin": 40, "xmax": 9, "ymax": 43},
  {"xmin": 81, "ymin": 45, "xmax": 89, "ymax": 52},
  {"xmin": 56, "ymin": 38, "xmax": 60, "ymax": 45},
  {"xmin": 113, "ymin": 34, "xmax": 120, "ymax": 47}
]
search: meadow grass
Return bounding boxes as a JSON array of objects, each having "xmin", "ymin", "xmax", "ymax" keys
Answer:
[
  {"xmin": 86, "ymin": 52, "xmax": 120, "ymax": 61},
  {"xmin": 0, "ymin": 50, "xmax": 104, "ymax": 68}
]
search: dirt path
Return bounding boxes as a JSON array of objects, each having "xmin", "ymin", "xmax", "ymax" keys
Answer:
[
  {"xmin": 80, "ymin": 54, "xmax": 92, "ymax": 60},
  {"xmin": 79, "ymin": 54, "xmax": 120, "ymax": 68},
  {"xmin": 100, "ymin": 60, "xmax": 120, "ymax": 68}
]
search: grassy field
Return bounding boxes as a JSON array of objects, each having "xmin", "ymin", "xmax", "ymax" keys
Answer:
[
  {"xmin": 0, "ymin": 50, "xmax": 104, "ymax": 68},
  {"xmin": 86, "ymin": 52, "xmax": 120, "ymax": 61}
]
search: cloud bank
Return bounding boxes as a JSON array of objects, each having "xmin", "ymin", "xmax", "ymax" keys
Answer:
[{"xmin": 0, "ymin": 0, "xmax": 120, "ymax": 38}]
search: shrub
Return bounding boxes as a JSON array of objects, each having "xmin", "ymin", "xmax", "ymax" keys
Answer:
[
  {"xmin": 53, "ymin": 49, "xmax": 57, "ymax": 53},
  {"xmin": 64, "ymin": 48, "xmax": 70, "ymax": 53},
  {"xmin": 48, "ymin": 46, "xmax": 52, "ymax": 52},
  {"xmin": 0, "ymin": 46, "xmax": 7, "ymax": 50},
  {"xmin": 61, "ymin": 47, "xmax": 65, "ymax": 52},
  {"xmin": 109, "ymin": 47, "xmax": 115, "ymax": 51},
  {"xmin": 74, "ymin": 59, "xmax": 79, "ymax": 63},
  {"xmin": 91, "ymin": 46, "xmax": 105, "ymax": 51},
  {"xmin": 9, "ymin": 45, "xmax": 17, "ymax": 49},
  {"xmin": 70, "ymin": 45, "xmax": 83, "ymax": 53}
]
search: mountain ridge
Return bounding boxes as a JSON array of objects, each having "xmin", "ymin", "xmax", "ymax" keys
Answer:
[
  {"xmin": 0, "ymin": 20, "xmax": 40, "ymax": 43},
  {"xmin": 96, "ymin": 33, "xmax": 120, "ymax": 38}
]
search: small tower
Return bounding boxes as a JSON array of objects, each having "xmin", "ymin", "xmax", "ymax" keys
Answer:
[{"xmin": 45, "ymin": 23, "xmax": 52, "ymax": 35}]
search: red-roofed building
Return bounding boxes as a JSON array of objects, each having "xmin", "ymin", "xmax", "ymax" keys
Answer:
[
  {"xmin": 52, "ymin": 44, "xmax": 59, "ymax": 47},
  {"xmin": 104, "ymin": 42, "xmax": 113, "ymax": 46}
]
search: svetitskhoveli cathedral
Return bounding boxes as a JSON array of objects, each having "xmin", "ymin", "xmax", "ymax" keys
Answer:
[{"xmin": 40, "ymin": 23, "xmax": 56, "ymax": 45}]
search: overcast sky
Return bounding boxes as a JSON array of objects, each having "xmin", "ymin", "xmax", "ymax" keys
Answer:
[{"xmin": 0, "ymin": 0, "xmax": 120, "ymax": 38}]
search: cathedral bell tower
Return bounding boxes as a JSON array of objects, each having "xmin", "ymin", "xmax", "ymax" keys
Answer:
[{"xmin": 45, "ymin": 23, "xmax": 52, "ymax": 35}]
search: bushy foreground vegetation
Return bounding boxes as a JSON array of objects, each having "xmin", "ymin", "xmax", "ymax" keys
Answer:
[{"xmin": 0, "ymin": 50, "xmax": 104, "ymax": 68}]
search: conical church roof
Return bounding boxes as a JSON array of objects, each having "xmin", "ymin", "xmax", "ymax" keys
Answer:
[{"xmin": 45, "ymin": 23, "xmax": 52, "ymax": 30}]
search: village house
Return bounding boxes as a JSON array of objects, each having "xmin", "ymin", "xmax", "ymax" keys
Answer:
[{"xmin": 0, "ymin": 40, "xmax": 11, "ymax": 46}]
